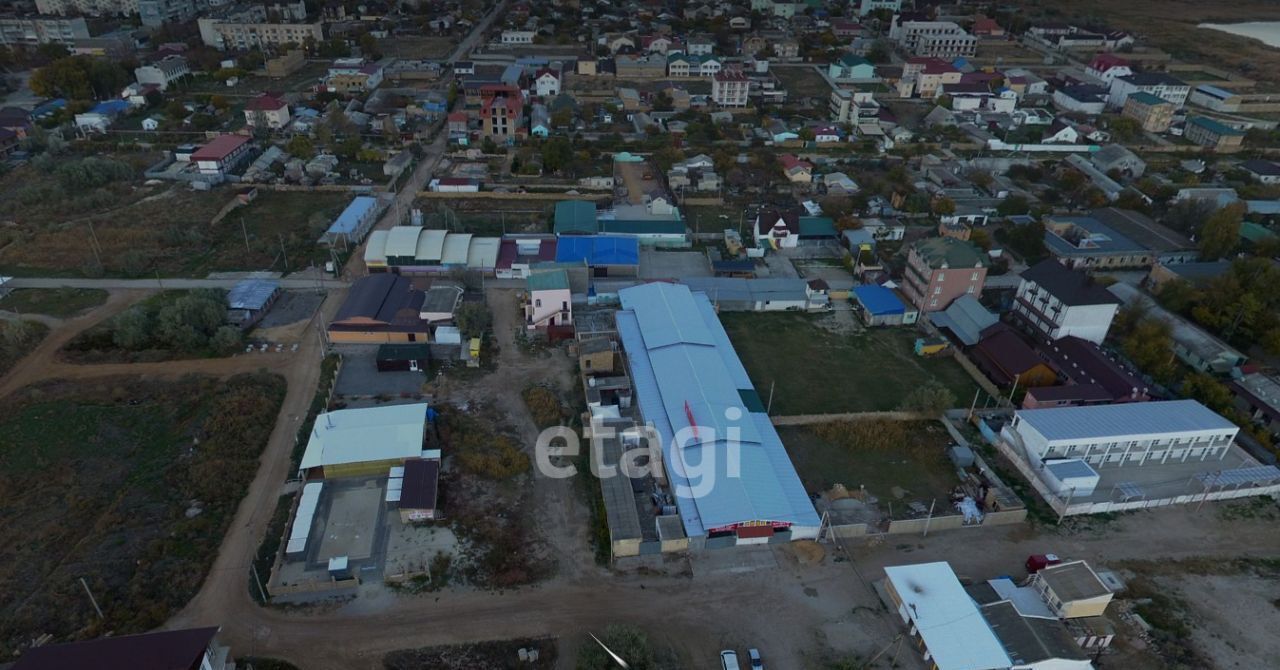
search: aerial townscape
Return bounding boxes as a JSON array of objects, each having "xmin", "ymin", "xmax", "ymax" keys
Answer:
[{"xmin": 4, "ymin": 0, "xmax": 1280, "ymax": 668}]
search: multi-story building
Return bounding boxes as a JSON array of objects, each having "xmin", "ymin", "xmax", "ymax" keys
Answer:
[
  {"xmin": 35, "ymin": 0, "xmax": 138, "ymax": 16},
  {"xmin": 890, "ymin": 18, "xmax": 976, "ymax": 58},
  {"xmin": 0, "ymin": 15, "xmax": 89, "ymax": 46},
  {"xmin": 198, "ymin": 4, "xmax": 319, "ymax": 51},
  {"xmin": 1084, "ymin": 53, "xmax": 1131, "ymax": 83},
  {"xmin": 480, "ymin": 84, "xmax": 525, "ymax": 141},
  {"xmin": 133, "ymin": 55, "xmax": 189, "ymax": 92},
  {"xmin": 191, "ymin": 133, "xmax": 252, "ymax": 177},
  {"xmin": 829, "ymin": 87, "xmax": 878, "ymax": 123},
  {"xmin": 901, "ymin": 237, "xmax": 989, "ymax": 312},
  {"xmin": 1107, "ymin": 72, "xmax": 1190, "ymax": 109},
  {"xmin": 1003, "ymin": 399, "xmax": 1238, "ymax": 467},
  {"xmin": 326, "ymin": 59, "xmax": 384, "ymax": 93},
  {"xmin": 244, "ymin": 93, "xmax": 290, "ymax": 129},
  {"xmin": 1012, "ymin": 259, "xmax": 1119, "ymax": 345},
  {"xmin": 1184, "ymin": 116, "xmax": 1246, "ymax": 150},
  {"xmin": 1121, "ymin": 91, "xmax": 1174, "ymax": 132},
  {"xmin": 856, "ymin": 0, "xmax": 901, "ymax": 15},
  {"xmin": 901, "ymin": 57, "xmax": 961, "ymax": 98},
  {"xmin": 138, "ymin": 0, "xmax": 199, "ymax": 28},
  {"xmin": 711, "ymin": 67, "xmax": 749, "ymax": 107}
]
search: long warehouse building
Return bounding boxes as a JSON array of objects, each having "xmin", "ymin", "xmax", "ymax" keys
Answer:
[{"xmin": 615, "ymin": 282, "xmax": 821, "ymax": 546}]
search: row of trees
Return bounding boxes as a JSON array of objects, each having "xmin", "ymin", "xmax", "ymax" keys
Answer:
[
  {"xmin": 29, "ymin": 55, "xmax": 132, "ymax": 101},
  {"xmin": 108, "ymin": 290, "xmax": 242, "ymax": 355}
]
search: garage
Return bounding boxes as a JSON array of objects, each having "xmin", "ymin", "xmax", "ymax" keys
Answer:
[{"xmin": 376, "ymin": 343, "xmax": 430, "ymax": 372}]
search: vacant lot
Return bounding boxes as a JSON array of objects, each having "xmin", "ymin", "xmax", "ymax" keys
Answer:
[
  {"xmin": 0, "ymin": 320, "xmax": 48, "ymax": 378},
  {"xmin": 377, "ymin": 35, "xmax": 457, "ymax": 59},
  {"xmin": 63, "ymin": 290, "xmax": 242, "ymax": 363},
  {"xmin": 1028, "ymin": 0, "xmax": 1280, "ymax": 84},
  {"xmin": 384, "ymin": 637, "xmax": 556, "ymax": 670},
  {"xmin": 0, "ymin": 166, "xmax": 350, "ymax": 277},
  {"xmin": 0, "ymin": 373, "xmax": 285, "ymax": 656},
  {"xmin": 778, "ymin": 421, "xmax": 960, "ymax": 504},
  {"xmin": 416, "ymin": 198, "xmax": 553, "ymax": 236},
  {"xmin": 774, "ymin": 66, "xmax": 832, "ymax": 102},
  {"xmin": 0, "ymin": 288, "xmax": 107, "ymax": 318},
  {"xmin": 720, "ymin": 313, "xmax": 979, "ymax": 414}
]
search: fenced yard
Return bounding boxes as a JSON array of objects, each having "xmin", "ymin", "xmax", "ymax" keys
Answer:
[{"xmin": 719, "ymin": 313, "xmax": 980, "ymax": 414}]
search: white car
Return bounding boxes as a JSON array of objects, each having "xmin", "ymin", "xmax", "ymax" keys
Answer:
[
  {"xmin": 720, "ymin": 650, "xmax": 740, "ymax": 670},
  {"xmin": 748, "ymin": 648, "xmax": 764, "ymax": 669}
]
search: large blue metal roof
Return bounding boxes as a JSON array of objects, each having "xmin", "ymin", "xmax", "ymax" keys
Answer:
[
  {"xmin": 326, "ymin": 196, "xmax": 378, "ymax": 236},
  {"xmin": 554, "ymin": 235, "xmax": 640, "ymax": 266},
  {"xmin": 1017, "ymin": 399, "xmax": 1237, "ymax": 443},
  {"xmin": 226, "ymin": 278, "xmax": 280, "ymax": 310},
  {"xmin": 616, "ymin": 282, "xmax": 820, "ymax": 536},
  {"xmin": 852, "ymin": 284, "xmax": 905, "ymax": 316}
]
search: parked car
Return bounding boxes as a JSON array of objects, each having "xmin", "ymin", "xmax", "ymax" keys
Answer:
[
  {"xmin": 748, "ymin": 648, "xmax": 764, "ymax": 669},
  {"xmin": 720, "ymin": 650, "xmax": 740, "ymax": 670},
  {"xmin": 1026, "ymin": 553, "xmax": 1062, "ymax": 573}
]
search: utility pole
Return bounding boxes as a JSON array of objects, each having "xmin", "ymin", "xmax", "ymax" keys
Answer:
[
  {"xmin": 79, "ymin": 577, "xmax": 104, "ymax": 620},
  {"xmin": 279, "ymin": 234, "xmax": 289, "ymax": 273},
  {"xmin": 922, "ymin": 498, "xmax": 936, "ymax": 537},
  {"xmin": 967, "ymin": 387, "xmax": 980, "ymax": 421},
  {"xmin": 766, "ymin": 380, "xmax": 775, "ymax": 414},
  {"xmin": 251, "ymin": 562, "xmax": 268, "ymax": 603},
  {"xmin": 86, "ymin": 221, "xmax": 103, "ymax": 268},
  {"xmin": 240, "ymin": 216, "xmax": 251, "ymax": 254}
]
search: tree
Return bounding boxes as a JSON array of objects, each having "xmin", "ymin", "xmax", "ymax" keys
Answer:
[
  {"xmin": 30, "ymin": 57, "xmax": 92, "ymax": 99},
  {"xmin": 209, "ymin": 94, "xmax": 230, "ymax": 110},
  {"xmin": 933, "ymin": 197, "xmax": 956, "ymax": 216},
  {"xmin": 576, "ymin": 625, "xmax": 654, "ymax": 670},
  {"xmin": 898, "ymin": 380, "xmax": 956, "ymax": 413},
  {"xmin": 455, "ymin": 303, "xmax": 492, "ymax": 338},
  {"xmin": 112, "ymin": 307, "xmax": 152, "ymax": 350},
  {"xmin": 1181, "ymin": 373, "xmax": 1233, "ymax": 414},
  {"xmin": 286, "ymin": 134, "xmax": 315, "ymax": 159},
  {"xmin": 996, "ymin": 195, "xmax": 1029, "ymax": 217},
  {"xmin": 1110, "ymin": 116, "xmax": 1142, "ymax": 142},
  {"xmin": 541, "ymin": 137, "xmax": 573, "ymax": 174},
  {"xmin": 970, "ymin": 227, "xmax": 992, "ymax": 251},
  {"xmin": 550, "ymin": 107, "xmax": 573, "ymax": 128},
  {"xmin": 210, "ymin": 325, "xmax": 244, "ymax": 356},
  {"xmin": 1198, "ymin": 202, "xmax": 1244, "ymax": 260},
  {"xmin": 1155, "ymin": 279, "xmax": 1198, "ymax": 313},
  {"xmin": 1121, "ymin": 315, "xmax": 1178, "ymax": 384}
]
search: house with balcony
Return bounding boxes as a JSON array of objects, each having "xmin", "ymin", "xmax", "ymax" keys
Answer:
[
  {"xmin": 1012, "ymin": 259, "xmax": 1120, "ymax": 345},
  {"xmin": 900, "ymin": 237, "xmax": 989, "ymax": 312},
  {"xmin": 524, "ymin": 269, "xmax": 572, "ymax": 330}
]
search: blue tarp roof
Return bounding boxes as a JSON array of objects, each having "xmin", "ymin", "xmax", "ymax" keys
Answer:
[
  {"xmin": 554, "ymin": 235, "xmax": 639, "ymax": 266},
  {"xmin": 616, "ymin": 282, "xmax": 820, "ymax": 536},
  {"xmin": 1016, "ymin": 399, "xmax": 1236, "ymax": 443},
  {"xmin": 90, "ymin": 100, "xmax": 129, "ymax": 115},
  {"xmin": 852, "ymin": 284, "xmax": 905, "ymax": 316},
  {"xmin": 227, "ymin": 279, "xmax": 280, "ymax": 310},
  {"xmin": 326, "ymin": 196, "xmax": 378, "ymax": 236}
]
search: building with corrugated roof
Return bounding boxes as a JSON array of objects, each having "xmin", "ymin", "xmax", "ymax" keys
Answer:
[{"xmin": 615, "ymin": 282, "xmax": 820, "ymax": 544}]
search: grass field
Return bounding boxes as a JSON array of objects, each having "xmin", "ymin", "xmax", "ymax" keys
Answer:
[
  {"xmin": 0, "ymin": 320, "xmax": 47, "ymax": 378},
  {"xmin": 774, "ymin": 66, "xmax": 832, "ymax": 101},
  {"xmin": 778, "ymin": 421, "xmax": 961, "ymax": 505},
  {"xmin": 1025, "ymin": 0, "xmax": 1280, "ymax": 85},
  {"xmin": 720, "ymin": 313, "xmax": 980, "ymax": 414},
  {"xmin": 0, "ymin": 187, "xmax": 352, "ymax": 277},
  {"xmin": 0, "ymin": 373, "xmax": 285, "ymax": 656},
  {"xmin": 0, "ymin": 288, "xmax": 107, "ymax": 318}
]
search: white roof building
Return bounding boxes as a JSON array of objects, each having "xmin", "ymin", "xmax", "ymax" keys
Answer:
[
  {"xmin": 883, "ymin": 562, "xmax": 1011, "ymax": 670},
  {"xmin": 298, "ymin": 403, "xmax": 429, "ymax": 475}
]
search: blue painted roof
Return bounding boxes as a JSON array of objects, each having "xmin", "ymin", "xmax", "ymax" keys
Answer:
[
  {"xmin": 554, "ymin": 235, "xmax": 639, "ymax": 266},
  {"xmin": 91, "ymin": 100, "xmax": 129, "ymax": 115},
  {"xmin": 616, "ymin": 282, "xmax": 819, "ymax": 536},
  {"xmin": 852, "ymin": 284, "xmax": 905, "ymax": 316},
  {"xmin": 326, "ymin": 196, "xmax": 378, "ymax": 236},
  {"xmin": 227, "ymin": 279, "xmax": 280, "ymax": 310},
  {"xmin": 1016, "ymin": 399, "xmax": 1236, "ymax": 442}
]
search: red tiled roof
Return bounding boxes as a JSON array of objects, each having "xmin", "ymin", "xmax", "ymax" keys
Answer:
[
  {"xmin": 190, "ymin": 134, "xmax": 249, "ymax": 162},
  {"xmin": 245, "ymin": 94, "xmax": 286, "ymax": 111}
]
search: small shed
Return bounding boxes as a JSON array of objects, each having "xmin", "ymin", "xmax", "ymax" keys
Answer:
[
  {"xmin": 376, "ymin": 343, "xmax": 430, "ymax": 372},
  {"xmin": 852, "ymin": 284, "xmax": 906, "ymax": 326},
  {"xmin": 1040, "ymin": 458, "xmax": 1099, "ymax": 498},
  {"xmin": 398, "ymin": 457, "xmax": 440, "ymax": 523},
  {"xmin": 226, "ymin": 278, "xmax": 282, "ymax": 329}
]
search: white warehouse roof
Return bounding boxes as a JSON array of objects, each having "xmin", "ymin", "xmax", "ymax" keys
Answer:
[
  {"xmin": 299, "ymin": 403, "xmax": 429, "ymax": 472},
  {"xmin": 1015, "ymin": 399, "xmax": 1237, "ymax": 442},
  {"xmin": 385, "ymin": 226, "xmax": 422, "ymax": 258},
  {"xmin": 615, "ymin": 282, "xmax": 819, "ymax": 536},
  {"xmin": 884, "ymin": 562, "xmax": 1011, "ymax": 670}
]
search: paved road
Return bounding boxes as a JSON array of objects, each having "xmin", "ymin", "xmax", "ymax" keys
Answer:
[{"xmin": 2, "ymin": 277, "xmax": 350, "ymax": 290}]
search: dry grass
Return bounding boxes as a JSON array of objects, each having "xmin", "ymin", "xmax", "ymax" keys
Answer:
[{"xmin": 1026, "ymin": 0, "xmax": 1280, "ymax": 85}]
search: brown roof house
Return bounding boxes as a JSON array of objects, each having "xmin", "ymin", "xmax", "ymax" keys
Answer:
[
  {"xmin": 328, "ymin": 274, "xmax": 433, "ymax": 344},
  {"xmin": 13, "ymin": 627, "xmax": 228, "ymax": 670}
]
